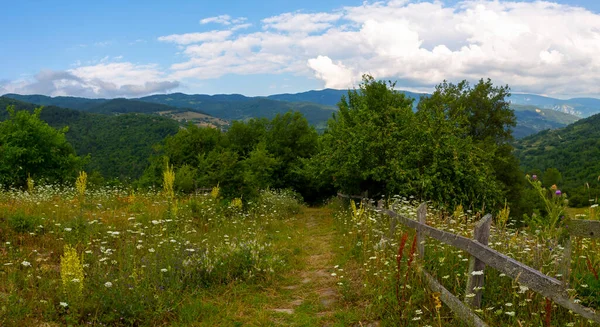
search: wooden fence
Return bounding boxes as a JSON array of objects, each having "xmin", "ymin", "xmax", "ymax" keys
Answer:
[{"xmin": 337, "ymin": 193, "xmax": 600, "ymax": 326}]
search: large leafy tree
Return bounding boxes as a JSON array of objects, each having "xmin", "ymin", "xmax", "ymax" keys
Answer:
[
  {"xmin": 418, "ymin": 79, "xmax": 522, "ymax": 212},
  {"xmin": 0, "ymin": 106, "xmax": 85, "ymax": 187},
  {"xmin": 319, "ymin": 75, "xmax": 415, "ymax": 197},
  {"xmin": 318, "ymin": 75, "xmax": 514, "ymax": 210}
]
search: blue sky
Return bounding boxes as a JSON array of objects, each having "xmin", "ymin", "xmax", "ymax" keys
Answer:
[{"xmin": 2, "ymin": 0, "xmax": 600, "ymax": 98}]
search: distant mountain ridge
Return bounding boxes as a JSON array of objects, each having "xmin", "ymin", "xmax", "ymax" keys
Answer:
[
  {"xmin": 509, "ymin": 94, "xmax": 600, "ymax": 117},
  {"xmin": 3, "ymin": 89, "xmax": 591, "ymax": 137}
]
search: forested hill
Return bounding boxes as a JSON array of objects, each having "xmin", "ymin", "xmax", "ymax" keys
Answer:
[
  {"xmin": 3, "ymin": 90, "xmax": 582, "ymax": 137},
  {"xmin": 267, "ymin": 88, "xmax": 427, "ymax": 106},
  {"xmin": 0, "ymin": 96, "xmax": 179, "ymax": 181},
  {"xmin": 3, "ymin": 93, "xmax": 107, "ymax": 110},
  {"xmin": 514, "ymin": 112, "xmax": 600, "ymax": 206},
  {"xmin": 138, "ymin": 93, "xmax": 336, "ymax": 128},
  {"xmin": 511, "ymin": 104, "xmax": 580, "ymax": 139}
]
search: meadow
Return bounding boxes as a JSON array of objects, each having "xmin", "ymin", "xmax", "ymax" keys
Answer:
[
  {"xmin": 330, "ymin": 196, "xmax": 600, "ymax": 326},
  {"xmin": 0, "ymin": 179, "xmax": 306, "ymax": 326},
  {"xmin": 2, "ymin": 175, "xmax": 599, "ymax": 326}
]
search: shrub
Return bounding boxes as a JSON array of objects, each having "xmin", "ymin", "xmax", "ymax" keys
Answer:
[{"xmin": 7, "ymin": 210, "xmax": 42, "ymax": 234}]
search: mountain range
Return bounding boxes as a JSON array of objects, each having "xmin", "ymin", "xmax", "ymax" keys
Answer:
[{"xmin": 4, "ymin": 88, "xmax": 597, "ymax": 138}]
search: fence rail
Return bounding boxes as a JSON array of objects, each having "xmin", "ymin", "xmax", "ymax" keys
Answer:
[{"xmin": 337, "ymin": 194, "xmax": 600, "ymax": 325}]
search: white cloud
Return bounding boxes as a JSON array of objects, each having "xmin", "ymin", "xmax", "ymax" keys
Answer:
[
  {"xmin": 2, "ymin": 62, "xmax": 178, "ymax": 98},
  {"xmin": 307, "ymin": 56, "xmax": 355, "ymax": 88},
  {"xmin": 200, "ymin": 15, "xmax": 247, "ymax": 25},
  {"xmin": 158, "ymin": 1, "xmax": 600, "ymax": 97},
  {"xmin": 158, "ymin": 30, "xmax": 232, "ymax": 45},
  {"xmin": 262, "ymin": 12, "xmax": 342, "ymax": 33}
]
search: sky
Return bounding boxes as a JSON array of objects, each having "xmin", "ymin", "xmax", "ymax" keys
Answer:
[{"xmin": 1, "ymin": 0, "xmax": 600, "ymax": 99}]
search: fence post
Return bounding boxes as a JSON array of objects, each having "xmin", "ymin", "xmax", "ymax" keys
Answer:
[
  {"xmin": 465, "ymin": 214, "xmax": 493, "ymax": 308},
  {"xmin": 417, "ymin": 203, "xmax": 427, "ymax": 258}
]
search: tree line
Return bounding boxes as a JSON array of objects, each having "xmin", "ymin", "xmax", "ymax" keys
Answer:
[{"xmin": 2, "ymin": 75, "xmax": 552, "ymax": 217}]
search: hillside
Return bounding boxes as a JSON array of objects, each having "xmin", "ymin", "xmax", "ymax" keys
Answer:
[
  {"xmin": 2, "ymin": 94, "xmax": 227, "ymax": 129},
  {"xmin": 4, "ymin": 90, "xmax": 583, "ymax": 137},
  {"xmin": 514, "ymin": 112, "xmax": 600, "ymax": 206},
  {"xmin": 510, "ymin": 93, "xmax": 600, "ymax": 117},
  {"xmin": 511, "ymin": 104, "xmax": 580, "ymax": 139},
  {"xmin": 139, "ymin": 93, "xmax": 337, "ymax": 128},
  {"xmin": 3, "ymin": 93, "xmax": 107, "ymax": 110},
  {"xmin": 0, "ymin": 97, "xmax": 179, "ymax": 180},
  {"xmin": 267, "ymin": 88, "xmax": 427, "ymax": 107}
]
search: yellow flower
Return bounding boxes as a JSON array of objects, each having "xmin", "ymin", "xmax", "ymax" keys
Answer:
[
  {"xmin": 211, "ymin": 184, "xmax": 220, "ymax": 199},
  {"xmin": 163, "ymin": 162, "xmax": 175, "ymax": 200},
  {"xmin": 76, "ymin": 171, "xmax": 87, "ymax": 198},
  {"xmin": 433, "ymin": 292, "xmax": 442, "ymax": 310},
  {"xmin": 61, "ymin": 244, "xmax": 85, "ymax": 297},
  {"xmin": 27, "ymin": 174, "xmax": 34, "ymax": 194},
  {"xmin": 231, "ymin": 197, "xmax": 243, "ymax": 210}
]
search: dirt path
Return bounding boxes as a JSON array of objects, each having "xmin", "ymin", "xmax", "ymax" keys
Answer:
[{"xmin": 268, "ymin": 207, "xmax": 341, "ymax": 326}]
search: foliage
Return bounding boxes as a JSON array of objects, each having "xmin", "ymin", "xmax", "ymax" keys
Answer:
[
  {"xmin": 332, "ymin": 198, "xmax": 599, "ymax": 326},
  {"xmin": 318, "ymin": 75, "xmax": 516, "ymax": 210},
  {"xmin": 515, "ymin": 112, "xmax": 600, "ymax": 207},
  {"xmin": 317, "ymin": 75, "xmax": 415, "ymax": 197},
  {"xmin": 141, "ymin": 111, "xmax": 323, "ymax": 202},
  {"xmin": 0, "ymin": 184, "xmax": 302, "ymax": 326},
  {"xmin": 0, "ymin": 97, "xmax": 180, "ymax": 182},
  {"xmin": 0, "ymin": 105, "xmax": 85, "ymax": 188},
  {"xmin": 524, "ymin": 175, "xmax": 568, "ymax": 239}
]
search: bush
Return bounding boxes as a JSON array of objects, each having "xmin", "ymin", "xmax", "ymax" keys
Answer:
[{"xmin": 7, "ymin": 211, "xmax": 43, "ymax": 234}]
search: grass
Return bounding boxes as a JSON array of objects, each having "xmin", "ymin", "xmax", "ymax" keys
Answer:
[
  {"xmin": 0, "ymin": 186, "xmax": 306, "ymax": 326},
  {"xmin": 328, "ymin": 196, "xmax": 600, "ymax": 326},
  {"xmin": 2, "ymin": 184, "xmax": 599, "ymax": 326}
]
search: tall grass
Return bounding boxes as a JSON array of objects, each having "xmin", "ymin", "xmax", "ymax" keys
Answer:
[
  {"xmin": 0, "ymin": 184, "xmax": 302, "ymax": 326},
  {"xmin": 331, "ymin": 196, "xmax": 600, "ymax": 326}
]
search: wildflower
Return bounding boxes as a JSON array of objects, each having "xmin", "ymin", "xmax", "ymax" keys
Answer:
[
  {"xmin": 532, "ymin": 174, "xmax": 537, "ymax": 180},
  {"xmin": 21, "ymin": 261, "xmax": 31, "ymax": 267},
  {"xmin": 76, "ymin": 171, "xmax": 87, "ymax": 198},
  {"xmin": 59, "ymin": 302, "xmax": 68, "ymax": 307},
  {"xmin": 505, "ymin": 311, "xmax": 516, "ymax": 317},
  {"xmin": 555, "ymin": 190, "xmax": 562, "ymax": 196},
  {"xmin": 64, "ymin": 228, "xmax": 72, "ymax": 232},
  {"xmin": 163, "ymin": 162, "xmax": 175, "ymax": 200},
  {"xmin": 161, "ymin": 268, "xmax": 168, "ymax": 272},
  {"xmin": 104, "ymin": 281, "xmax": 113, "ymax": 288},
  {"xmin": 471, "ymin": 270, "xmax": 484, "ymax": 276},
  {"xmin": 61, "ymin": 244, "xmax": 84, "ymax": 296},
  {"xmin": 148, "ymin": 248, "xmax": 155, "ymax": 253}
]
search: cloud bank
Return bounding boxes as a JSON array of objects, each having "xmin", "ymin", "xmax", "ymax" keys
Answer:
[
  {"xmin": 1, "ymin": 62, "xmax": 179, "ymax": 98},
  {"xmin": 3, "ymin": 1, "xmax": 600, "ymax": 98},
  {"xmin": 160, "ymin": 0, "xmax": 600, "ymax": 97}
]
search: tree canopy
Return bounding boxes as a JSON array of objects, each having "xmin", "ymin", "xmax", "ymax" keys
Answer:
[
  {"xmin": 0, "ymin": 106, "xmax": 85, "ymax": 187},
  {"xmin": 315, "ymin": 75, "xmax": 519, "ymax": 211}
]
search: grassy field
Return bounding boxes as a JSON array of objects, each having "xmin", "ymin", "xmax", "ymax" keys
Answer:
[
  {"xmin": 330, "ymin": 197, "xmax": 600, "ymax": 326},
  {"xmin": 2, "ymin": 183, "xmax": 599, "ymax": 326}
]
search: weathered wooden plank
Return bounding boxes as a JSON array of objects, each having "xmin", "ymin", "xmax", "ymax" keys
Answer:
[
  {"xmin": 382, "ymin": 208, "xmax": 600, "ymax": 323},
  {"xmin": 422, "ymin": 270, "xmax": 489, "ymax": 327},
  {"xmin": 568, "ymin": 219, "xmax": 600, "ymax": 239},
  {"xmin": 465, "ymin": 214, "xmax": 493, "ymax": 308},
  {"xmin": 417, "ymin": 203, "xmax": 427, "ymax": 258}
]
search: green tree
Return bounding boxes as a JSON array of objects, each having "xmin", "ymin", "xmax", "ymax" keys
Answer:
[
  {"xmin": 543, "ymin": 167, "xmax": 563, "ymax": 187},
  {"xmin": 319, "ymin": 75, "xmax": 415, "ymax": 197},
  {"xmin": 418, "ymin": 79, "xmax": 521, "ymax": 211},
  {"xmin": 0, "ymin": 106, "xmax": 85, "ymax": 187}
]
